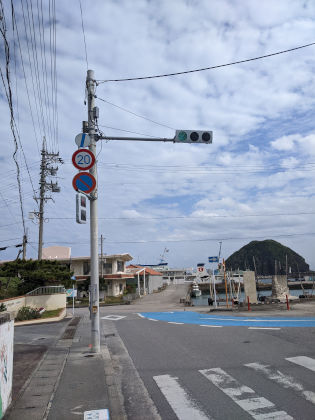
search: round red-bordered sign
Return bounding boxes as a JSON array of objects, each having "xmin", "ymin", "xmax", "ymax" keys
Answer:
[
  {"xmin": 72, "ymin": 172, "xmax": 96, "ymax": 194},
  {"xmin": 72, "ymin": 149, "xmax": 95, "ymax": 170}
]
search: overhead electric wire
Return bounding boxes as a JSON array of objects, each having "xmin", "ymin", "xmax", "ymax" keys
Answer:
[
  {"xmin": 30, "ymin": 231, "xmax": 315, "ymax": 246},
  {"xmin": 0, "ymin": 1, "xmax": 26, "ymax": 235},
  {"xmin": 97, "ymin": 124, "xmax": 162, "ymax": 138},
  {"xmin": 48, "ymin": 211, "xmax": 315, "ymax": 221},
  {"xmin": 11, "ymin": 0, "xmax": 40, "ymax": 154},
  {"xmin": 96, "ymin": 42, "xmax": 315, "ymax": 83},
  {"xmin": 96, "ymin": 96, "xmax": 175, "ymax": 130},
  {"xmin": 78, "ymin": 0, "xmax": 88, "ymax": 70}
]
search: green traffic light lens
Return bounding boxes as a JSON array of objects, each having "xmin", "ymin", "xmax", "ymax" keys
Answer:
[{"xmin": 178, "ymin": 131, "xmax": 187, "ymax": 141}]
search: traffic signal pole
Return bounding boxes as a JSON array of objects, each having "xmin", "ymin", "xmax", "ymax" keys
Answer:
[
  {"xmin": 87, "ymin": 70, "xmax": 100, "ymax": 353},
  {"xmin": 81, "ymin": 70, "xmax": 213, "ymax": 354}
]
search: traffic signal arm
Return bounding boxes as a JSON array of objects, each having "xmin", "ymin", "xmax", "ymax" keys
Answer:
[{"xmin": 97, "ymin": 130, "xmax": 213, "ymax": 144}]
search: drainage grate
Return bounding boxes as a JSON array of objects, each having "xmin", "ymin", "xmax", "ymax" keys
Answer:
[
  {"xmin": 61, "ymin": 326, "xmax": 76, "ymax": 340},
  {"xmin": 68, "ymin": 317, "xmax": 81, "ymax": 327}
]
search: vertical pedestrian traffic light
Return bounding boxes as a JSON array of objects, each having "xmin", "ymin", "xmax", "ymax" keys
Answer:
[
  {"xmin": 174, "ymin": 130, "xmax": 213, "ymax": 144},
  {"xmin": 76, "ymin": 193, "xmax": 87, "ymax": 224}
]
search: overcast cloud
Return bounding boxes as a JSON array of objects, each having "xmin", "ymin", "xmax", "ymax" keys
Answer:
[{"xmin": 0, "ymin": 0, "xmax": 314, "ymax": 270}]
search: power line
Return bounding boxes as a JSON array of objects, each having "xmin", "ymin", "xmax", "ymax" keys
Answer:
[
  {"xmin": 78, "ymin": 0, "xmax": 88, "ymax": 70},
  {"xmin": 47, "ymin": 211, "xmax": 315, "ymax": 221},
  {"xmin": 96, "ymin": 42, "xmax": 315, "ymax": 83},
  {"xmin": 29, "ymin": 231, "xmax": 315, "ymax": 246},
  {"xmin": 96, "ymin": 96, "xmax": 175, "ymax": 130},
  {"xmin": 98, "ymin": 124, "xmax": 162, "ymax": 138}
]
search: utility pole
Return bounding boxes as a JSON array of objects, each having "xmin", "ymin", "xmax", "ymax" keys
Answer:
[
  {"xmin": 32, "ymin": 138, "xmax": 62, "ymax": 260},
  {"xmin": 87, "ymin": 70, "xmax": 100, "ymax": 353},
  {"xmin": 76, "ymin": 70, "xmax": 213, "ymax": 353},
  {"xmin": 22, "ymin": 231, "xmax": 28, "ymax": 259},
  {"xmin": 100, "ymin": 234, "xmax": 104, "ymax": 279}
]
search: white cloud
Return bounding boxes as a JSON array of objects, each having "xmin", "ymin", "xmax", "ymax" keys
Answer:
[{"xmin": 0, "ymin": 0, "xmax": 315, "ymax": 270}]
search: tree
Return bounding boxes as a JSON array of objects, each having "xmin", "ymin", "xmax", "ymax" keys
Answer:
[{"xmin": 0, "ymin": 259, "xmax": 73, "ymax": 296}]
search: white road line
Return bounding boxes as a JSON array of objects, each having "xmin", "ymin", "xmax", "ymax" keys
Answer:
[
  {"xmin": 286, "ymin": 356, "xmax": 315, "ymax": 372},
  {"xmin": 153, "ymin": 374, "xmax": 210, "ymax": 420},
  {"xmin": 168, "ymin": 322, "xmax": 184, "ymax": 325},
  {"xmin": 245, "ymin": 362, "xmax": 315, "ymax": 405},
  {"xmin": 248, "ymin": 327, "xmax": 281, "ymax": 330},
  {"xmin": 199, "ymin": 325, "xmax": 223, "ymax": 328},
  {"xmin": 201, "ymin": 317, "xmax": 310, "ymax": 322},
  {"xmin": 137, "ymin": 313, "xmax": 145, "ymax": 318},
  {"xmin": 199, "ymin": 367, "xmax": 293, "ymax": 420},
  {"xmin": 148, "ymin": 318, "xmax": 159, "ymax": 321}
]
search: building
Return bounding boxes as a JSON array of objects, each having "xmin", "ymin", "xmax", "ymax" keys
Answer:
[
  {"xmin": 126, "ymin": 265, "xmax": 165, "ymax": 295},
  {"xmin": 42, "ymin": 246, "xmax": 133, "ymax": 297}
]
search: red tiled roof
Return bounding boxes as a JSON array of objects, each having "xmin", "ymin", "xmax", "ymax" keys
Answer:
[{"xmin": 126, "ymin": 265, "xmax": 162, "ymax": 276}]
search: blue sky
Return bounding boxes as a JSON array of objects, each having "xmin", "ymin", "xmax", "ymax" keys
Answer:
[{"xmin": 0, "ymin": 0, "xmax": 315, "ymax": 270}]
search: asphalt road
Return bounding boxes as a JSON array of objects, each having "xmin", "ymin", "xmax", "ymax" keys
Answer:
[
  {"xmin": 106, "ymin": 315, "xmax": 315, "ymax": 419},
  {"xmin": 100, "ymin": 303, "xmax": 315, "ymax": 419}
]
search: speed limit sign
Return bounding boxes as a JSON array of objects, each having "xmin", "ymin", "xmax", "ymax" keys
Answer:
[{"xmin": 72, "ymin": 149, "xmax": 95, "ymax": 170}]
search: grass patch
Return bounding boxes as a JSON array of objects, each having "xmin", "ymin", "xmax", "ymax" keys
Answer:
[
  {"xmin": 104, "ymin": 296, "xmax": 123, "ymax": 304},
  {"xmin": 40, "ymin": 308, "xmax": 64, "ymax": 318}
]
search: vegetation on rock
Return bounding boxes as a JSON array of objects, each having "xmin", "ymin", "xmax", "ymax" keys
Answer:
[{"xmin": 225, "ymin": 239, "xmax": 309, "ymax": 275}]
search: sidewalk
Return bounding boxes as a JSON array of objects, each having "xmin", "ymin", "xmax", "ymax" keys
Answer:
[{"xmin": 6, "ymin": 315, "xmax": 125, "ymax": 420}]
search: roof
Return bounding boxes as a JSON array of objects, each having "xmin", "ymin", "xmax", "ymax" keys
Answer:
[{"xmin": 126, "ymin": 265, "xmax": 163, "ymax": 276}]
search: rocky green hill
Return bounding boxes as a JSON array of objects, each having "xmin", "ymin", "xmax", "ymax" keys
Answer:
[{"xmin": 225, "ymin": 240, "xmax": 309, "ymax": 275}]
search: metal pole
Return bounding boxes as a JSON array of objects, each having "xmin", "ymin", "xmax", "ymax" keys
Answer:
[
  {"xmin": 87, "ymin": 69, "xmax": 100, "ymax": 353},
  {"xmin": 101, "ymin": 234, "xmax": 103, "ymax": 279}
]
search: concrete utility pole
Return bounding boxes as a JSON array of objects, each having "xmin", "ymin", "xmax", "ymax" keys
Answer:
[
  {"xmin": 22, "ymin": 232, "xmax": 27, "ymax": 259},
  {"xmin": 34, "ymin": 138, "xmax": 62, "ymax": 260},
  {"xmin": 87, "ymin": 70, "xmax": 100, "ymax": 353},
  {"xmin": 82, "ymin": 70, "xmax": 213, "ymax": 353}
]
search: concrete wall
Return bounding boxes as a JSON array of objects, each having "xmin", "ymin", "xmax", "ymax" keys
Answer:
[
  {"xmin": 25, "ymin": 293, "xmax": 66, "ymax": 310},
  {"xmin": 147, "ymin": 275, "xmax": 164, "ymax": 293},
  {"xmin": 243, "ymin": 271, "xmax": 257, "ymax": 304},
  {"xmin": 0, "ymin": 313, "xmax": 14, "ymax": 419},
  {"xmin": 0, "ymin": 296, "xmax": 25, "ymax": 316},
  {"xmin": 272, "ymin": 275, "xmax": 289, "ymax": 299},
  {"xmin": 0, "ymin": 294, "xmax": 66, "ymax": 317}
]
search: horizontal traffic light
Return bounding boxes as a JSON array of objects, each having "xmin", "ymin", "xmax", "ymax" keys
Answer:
[{"xmin": 175, "ymin": 130, "xmax": 213, "ymax": 144}]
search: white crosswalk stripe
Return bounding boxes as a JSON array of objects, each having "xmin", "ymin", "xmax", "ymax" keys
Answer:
[
  {"xmin": 245, "ymin": 362, "xmax": 315, "ymax": 405},
  {"xmin": 153, "ymin": 356, "xmax": 315, "ymax": 420},
  {"xmin": 153, "ymin": 374, "xmax": 211, "ymax": 420},
  {"xmin": 199, "ymin": 367, "xmax": 293, "ymax": 419},
  {"xmin": 286, "ymin": 356, "xmax": 315, "ymax": 372}
]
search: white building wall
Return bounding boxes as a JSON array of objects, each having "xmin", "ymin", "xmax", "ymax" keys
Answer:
[
  {"xmin": 0, "ymin": 315, "xmax": 14, "ymax": 419},
  {"xmin": 147, "ymin": 275, "xmax": 164, "ymax": 294}
]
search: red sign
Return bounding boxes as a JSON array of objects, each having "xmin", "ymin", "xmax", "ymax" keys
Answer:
[
  {"xmin": 72, "ymin": 172, "xmax": 96, "ymax": 194},
  {"xmin": 72, "ymin": 149, "xmax": 95, "ymax": 170}
]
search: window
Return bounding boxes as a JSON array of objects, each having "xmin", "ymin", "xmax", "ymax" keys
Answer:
[
  {"xmin": 83, "ymin": 262, "xmax": 90, "ymax": 275},
  {"xmin": 117, "ymin": 260, "xmax": 124, "ymax": 272},
  {"xmin": 103, "ymin": 262, "xmax": 112, "ymax": 274}
]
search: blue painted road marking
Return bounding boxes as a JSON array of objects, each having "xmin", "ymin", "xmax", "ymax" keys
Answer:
[{"xmin": 139, "ymin": 311, "xmax": 315, "ymax": 328}]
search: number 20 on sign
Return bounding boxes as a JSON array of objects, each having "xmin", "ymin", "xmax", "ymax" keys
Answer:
[{"xmin": 72, "ymin": 149, "xmax": 95, "ymax": 171}]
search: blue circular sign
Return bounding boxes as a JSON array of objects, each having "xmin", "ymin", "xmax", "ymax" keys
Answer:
[{"xmin": 72, "ymin": 172, "xmax": 96, "ymax": 194}]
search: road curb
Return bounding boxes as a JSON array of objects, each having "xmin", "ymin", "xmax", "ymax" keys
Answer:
[{"xmin": 14, "ymin": 308, "xmax": 67, "ymax": 326}]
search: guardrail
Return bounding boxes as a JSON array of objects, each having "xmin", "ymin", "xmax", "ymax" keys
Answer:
[{"xmin": 26, "ymin": 286, "xmax": 66, "ymax": 296}]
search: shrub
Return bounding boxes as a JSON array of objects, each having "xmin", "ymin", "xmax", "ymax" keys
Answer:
[
  {"xmin": 0, "ymin": 303, "xmax": 6, "ymax": 312},
  {"xmin": 15, "ymin": 306, "xmax": 41, "ymax": 321}
]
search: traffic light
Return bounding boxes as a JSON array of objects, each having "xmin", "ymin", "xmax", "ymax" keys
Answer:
[
  {"xmin": 174, "ymin": 130, "xmax": 213, "ymax": 143},
  {"xmin": 76, "ymin": 193, "xmax": 87, "ymax": 224}
]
